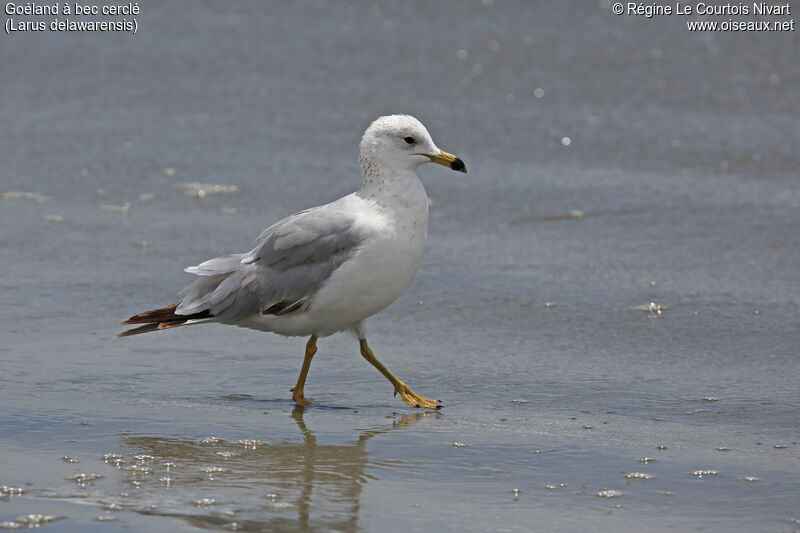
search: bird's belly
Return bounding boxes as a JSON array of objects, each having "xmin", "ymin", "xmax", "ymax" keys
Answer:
[
  {"xmin": 307, "ymin": 237, "xmax": 424, "ymax": 331},
  {"xmin": 232, "ymin": 238, "xmax": 423, "ymax": 338}
]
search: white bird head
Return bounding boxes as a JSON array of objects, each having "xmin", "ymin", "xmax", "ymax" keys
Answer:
[{"xmin": 358, "ymin": 115, "xmax": 466, "ymax": 177}]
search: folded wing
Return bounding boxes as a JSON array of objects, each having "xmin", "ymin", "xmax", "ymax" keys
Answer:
[{"xmin": 176, "ymin": 200, "xmax": 364, "ymax": 322}]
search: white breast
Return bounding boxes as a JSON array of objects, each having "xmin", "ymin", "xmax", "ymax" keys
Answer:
[
  {"xmin": 306, "ymin": 184, "xmax": 428, "ymax": 335},
  {"xmin": 245, "ymin": 169, "xmax": 430, "ymax": 338}
]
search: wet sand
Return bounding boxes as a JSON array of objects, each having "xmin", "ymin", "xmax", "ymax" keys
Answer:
[{"xmin": 1, "ymin": 1, "xmax": 798, "ymax": 531}]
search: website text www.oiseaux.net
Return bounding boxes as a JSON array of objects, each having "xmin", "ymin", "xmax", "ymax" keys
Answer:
[
  {"xmin": 616, "ymin": 3, "xmax": 795, "ymax": 32},
  {"xmin": 686, "ymin": 18, "xmax": 794, "ymax": 31}
]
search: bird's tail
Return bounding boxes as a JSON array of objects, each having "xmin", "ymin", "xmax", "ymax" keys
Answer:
[{"xmin": 117, "ymin": 303, "xmax": 212, "ymax": 338}]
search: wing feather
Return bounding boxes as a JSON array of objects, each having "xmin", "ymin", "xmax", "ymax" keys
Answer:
[{"xmin": 176, "ymin": 196, "xmax": 365, "ymax": 321}]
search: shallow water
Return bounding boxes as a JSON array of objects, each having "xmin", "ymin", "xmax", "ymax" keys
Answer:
[{"xmin": 1, "ymin": 1, "xmax": 799, "ymax": 531}]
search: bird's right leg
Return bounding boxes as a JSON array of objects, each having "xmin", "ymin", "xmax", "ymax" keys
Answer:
[
  {"xmin": 291, "ymin": 335, "xmax": 317, "ymax": 406},
  {"xmin": 359, "ymin": 338, "xmax": 441, "ymax": 410}
]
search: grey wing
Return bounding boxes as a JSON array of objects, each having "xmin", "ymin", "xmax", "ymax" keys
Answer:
[{"xmin": 176, "ymin": 201, "xmax": 364, "ymax": 320}]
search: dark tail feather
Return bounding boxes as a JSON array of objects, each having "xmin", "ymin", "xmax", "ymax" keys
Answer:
[
  {"xmin": 117, "ymin": 323, "xmax": 161, "ymax": 337},
  {"xmin": 118, "ymin": 303, "xmax": 212, "ymax": 338}
]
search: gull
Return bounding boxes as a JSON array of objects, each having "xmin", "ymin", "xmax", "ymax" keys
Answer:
[{"xmin": 119, "ymin": 115, "xmax": 466, "ymax": 409}]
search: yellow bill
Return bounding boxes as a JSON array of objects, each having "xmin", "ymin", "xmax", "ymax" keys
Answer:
[{"xmin": 422, "ymin": 150, "xmax": 467, "ymax": 173}]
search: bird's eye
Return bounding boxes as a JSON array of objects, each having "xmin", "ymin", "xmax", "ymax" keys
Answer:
[{"xmin": 403, "ymin": 136, "xmax": 415, "ymax": 144}]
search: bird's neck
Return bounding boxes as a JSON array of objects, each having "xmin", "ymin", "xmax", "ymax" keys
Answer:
[{"xmin": 358, "ymin": 165, "xmax": 428, "ymax": 212}]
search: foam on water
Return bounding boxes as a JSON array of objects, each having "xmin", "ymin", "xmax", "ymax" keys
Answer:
[
  {"xmin": 595, "ymin": 489, "xmax": 623, "ymax": 498},
  {"xmin": 0, "ymin": 515, "xmax": 61, "ymax": 530},
  {"xmin": 624, "ymin": 472, "xmax": 654, "ymax": 480},
  {"xmin": 173, "ymin": 183, "xmax": 239, "ymax": 197}
]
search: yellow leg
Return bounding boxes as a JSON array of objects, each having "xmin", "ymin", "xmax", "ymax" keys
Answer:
[
  {"xmin": 291, "ymin": 335, "xmax": 317, "ymax": 406},
  {"xmin": 359, "ymin": 339, "xmax": 441, "ymax": 410}
]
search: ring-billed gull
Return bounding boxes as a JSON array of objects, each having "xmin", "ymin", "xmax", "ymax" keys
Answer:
[{"xmin": 119, "ymin": 115, "xmax": 466, "ymax": 409}]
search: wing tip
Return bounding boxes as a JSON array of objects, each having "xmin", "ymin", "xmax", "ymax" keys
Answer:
[
  {"xmin": 117, "ymin": 323, "xmax": 160, "ymax": 337},
  {"xmin": 118, "ymin": 304, "xmax": 212, "ymax": 337}
]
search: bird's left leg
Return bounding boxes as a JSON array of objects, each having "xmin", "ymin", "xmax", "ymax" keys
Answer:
[
  {"xmin": 358, "ymin": 338, "xmax": 441, "ymax": 409},
  {"xmin": 291, "ymin": 335, "xmax": 317, "ymax": 406}
]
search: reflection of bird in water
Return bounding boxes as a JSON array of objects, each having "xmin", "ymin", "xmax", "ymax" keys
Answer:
[
  {"xmin": 119, "ymin": 115, "xmax": 466, "ymax": 410},
  {"xmin": 118, "ymin": 407, "xmax": 435, "ymax": 531}
]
